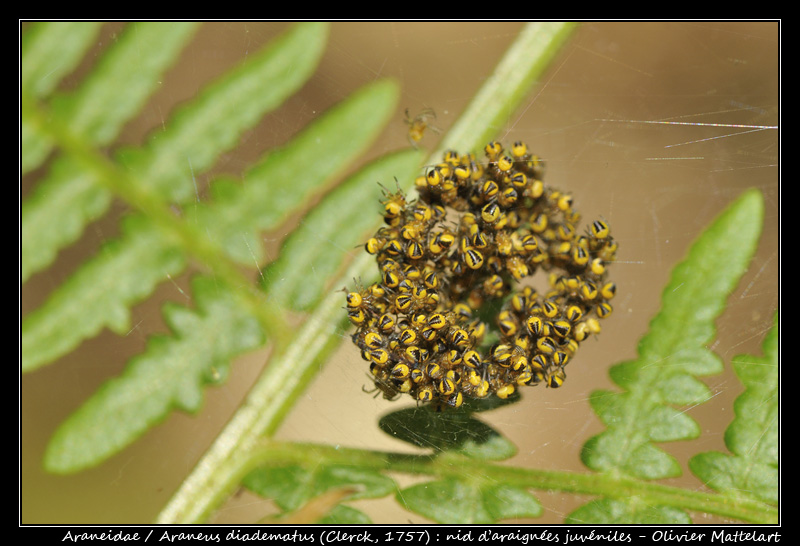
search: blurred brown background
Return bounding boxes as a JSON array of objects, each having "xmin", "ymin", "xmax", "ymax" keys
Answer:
[{"xmin": 21, "ymin": 21, "xmax": 779, "ymax": 524}]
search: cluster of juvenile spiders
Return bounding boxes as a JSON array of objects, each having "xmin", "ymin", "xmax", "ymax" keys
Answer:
[{"xmin": 346, "ymin": 141, "xmax": 617, "ymax": 409}]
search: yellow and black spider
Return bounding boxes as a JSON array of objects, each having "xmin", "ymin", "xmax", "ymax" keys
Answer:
[{"xmin": 346, "ymin": 140, "xmax": 618, "ymax": 407}]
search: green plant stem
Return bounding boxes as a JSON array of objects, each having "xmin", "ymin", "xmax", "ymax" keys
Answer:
[
  {"xmin": 155, "ymin": 262, "xmax": 367, "ymax": 524},
  {"xmin": 249, "ymin": 440, "xmax": 778, "ymax": 525},
  {"xmin": 439, "ymin": 21, "xmax": 577, "ymax": 157},
  {"xmin": 21, "ymin": 95, "xmax": 293, "ymax": 345},
  {"xmin": 154, "ymin": 21, "xmax": 579, "ymax": 524}
]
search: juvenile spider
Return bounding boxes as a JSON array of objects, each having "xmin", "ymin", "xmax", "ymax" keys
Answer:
[
  {"xmin": 404, "ymin": 107, "xmax": 440, "ymax": 147},
  {"xmin": 346, "ymin": 139, "xmax": 618, "ymax": 407}
]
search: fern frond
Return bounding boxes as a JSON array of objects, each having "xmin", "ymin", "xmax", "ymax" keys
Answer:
[
  {"xmin": 21, "ymin": 78, "xmax": 399, "ymax": 374},
  {"xmin": 22, "ymin": 24, "xmax": 335, "ymax": 373},
  {"xmin": 21, "ymin": 22, "xmax": 200, "ymax": 280},
  {"xmin": 21, "ymin": 21, "xmax": 103, "ymax": 174},
  {"xmin": 115, "ymin": 22, "xmax": 329, "ymax": 202},
  {"xmin": 243, "ymin": 463, "xmax": 395, "ymax": 522},
  {"xmin": 689, "ymin": 311, "xmax": 778, "ymax": 506},
  {"xmin": 397, "ymin": 478, "xmax": 542, "ymax": 524},
  {"xmin": 42, "ymin": 137, "xmax": 415, "ymax": 473},
  {"xmin": 22, "ymin": 214, "xmax": 186, "ymax": 371},
  {"xmin": 573, "ymin": 189, "xmax": 765, "ymax": 523},
  {"xmin": 378, "ymin": 399, "xmax": 519, "ymax": 461},
  {"xmin": 189, "ymin": 79, "xmax": 404, "ymax": 266},
  {"xmin": 21, "ymin": 22, "xmax": 324, "ymax": 284},
  {"xmin": 44, "ymin": 276, "xmax": 265, "ymax": 474},
  {"xmin": 20, "ymin": 22, "xmax": 103, "ymax": 99}
]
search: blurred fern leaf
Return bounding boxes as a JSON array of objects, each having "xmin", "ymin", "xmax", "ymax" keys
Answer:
[
  {"xmin": 23, "ymin": 22, "xmax": 410, "ymax": 471},
  {"xmin": 21, "ymin": 22, "xmax": 200, "ymax": 279},
  {"xmin": 22, "ymin": 22, "xmax": 357, "ymax": 373},
  {"xmin": 21, "ymin": 21, "xmax": 325, "ymax": 285},
  {"xmin": 44, "ymin": 276, "xmax": 265, "ymax": 474},
  {"xmin": 43, "ymin": 141, "xmax": 420, "ymax": 473},
  {"xmin": 21, "ymin": 21, "xmax": 104, "ymax": 174}
]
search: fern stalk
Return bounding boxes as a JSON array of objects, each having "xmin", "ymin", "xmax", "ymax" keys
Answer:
[
  {"xmin": 440, "ymin": 21, "xmax": 576, "ymax": 156},
  {"xmin": 155, "ymin": 21, "xmax": 578, "ymax": 524},
  {"xmin": 246, "ymin": 441, "xmax": 778, "ymax": 524}
]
